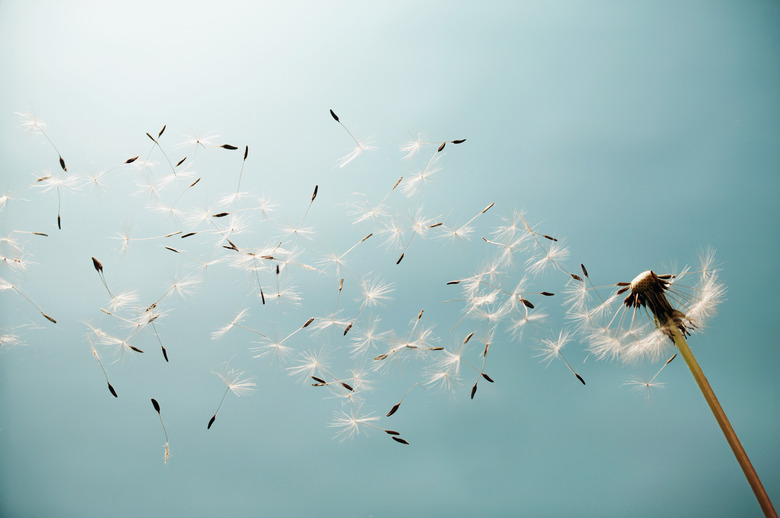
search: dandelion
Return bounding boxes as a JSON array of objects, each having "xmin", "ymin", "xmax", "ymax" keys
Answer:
[
  {"xmin": 577, "ymin": 249, "xmax": 774, "ymax": 516},
  {"xmin": 16, "ymin": 112, "xmax": 68, "ymax": 173},
  {"xmin": 344, "ymin": 276, "xmax": 394, "ymax": 335},
  {"xmin": 250, "ymin": 317, "xmax": 313, "ymax": 364},
  {"xmin": 534, "ymin": 330, "xmax": 585, "ymax": 385},
  {"xmin": 330, "ymin": 109, "xmax": 375, "ymax": 168},
  {"xmin": 88, "ymin": 336, "xmax": 118, "ymax": 398},
  {"xmin": 150, "ymin": 398, "xmax": 169, "ymax": 464},
  {"xmin": 207, "ymin": 364, "xmax": 256, "ymax": 430},
  {"xmin": 622, "ymin": 353, "xmax": 677, "ymax": 400},
  {"xmin": 329, "ymin": 406, "xmax": 409, "ymax": 445},
  {"xmin": 211, "ymin": 308, "xmax": 267, "ymax": 340},
  {"xmin": 0, "ymin": 277, "xmax": 56, "ymax": 323}
]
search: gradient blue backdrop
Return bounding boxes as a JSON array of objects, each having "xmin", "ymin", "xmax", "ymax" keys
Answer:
[{"xmin": 1, "ymin": 1, "xmax": 778, "ymax": 517}]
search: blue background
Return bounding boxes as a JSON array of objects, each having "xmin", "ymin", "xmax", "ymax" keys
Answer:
[{"xmin": 1, "ymin": 1, "xmax": 778, "ymax": 517}]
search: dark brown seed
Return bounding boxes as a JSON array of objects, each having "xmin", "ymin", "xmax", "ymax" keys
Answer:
[
  {"xmin": 108, "ymin": 382, "xmax": 118, "ymax": 398},
  {"xmin": 158, "ymin": 125, "xmax": 166, "ymax": 138},
  {"xmin": 129, "ymin": 345, "xmax": 144, "ymax": 353},
  {"xmin": 57, "ymin": 215, "xmax": 61, "ymax": 230},
  {"xmin": 396, "ymin": 253, "xmax": 404, "ymax": 265},
  {"xmin": 311, "ymin": 376, "xmax": 327, "ymax": 385},
  {"xmin": 387, "ymin": 403, "xmax": 401, "ymax": 417},
  {"xmin": 43, "ymin": 313, "xmax": 57, "ymax": 324},
  {"xmin": 429, "ymin": 222, "xmax": 443, "ymax": 228},
  {"xmin": 92, "ymin": 257, "xmax": 103, "ymax": 272},
  {"xmin": 162, "ymin": 347, "xmax": 169, "ymax": 362},
  {"xmin": 181, "ymin": 232, "xmax": 196, "ymax": 238},
  {"xmin": 151, "ymin": 398, "xmax": 161, "ymax": 414},
  {"xmin": 343, "ymin": 323, "xmax": 353, "ymax": 336},
  {"xmin": 666, "ymin": 353, "xmax": 678, "ymax": 365},
  {"xmin": 340, "ymin": 382, "xmax": 354, "ymax": 392},
  {"xmin": 658, "ymin": 274, "xmax": 673, "ymax": 279},
  {"xmin": 575, "ymin": 373, "xmax": 586, "ymax": 385},
  {"xmin": 221, "ymin": 144, "xmax": 238, "ymax": 150},
  {"xmin": 361, "ymin": 233, "xmax": 372, "ymax": 242},
  {"xmin": 146, "ymin": 132, "xmax": 156, "ymax": 142},
  {"xmin": 126, "ymin": 156, "xmax": 139, "ymax": 164},
  {"xmin": 437, "ymin": 142, "xmax": 446, "ymax": 152},
  {"xmin": 616, "ymin": 287, "xmax": 629, "ymax": 295},
  {"xmin": 176, "ymin": 156, "xmax": 187, "ymax": 167},
  {"xmin": 428, "ymin": 347, "xmax": 444, "ymax": 351},
  {"xmin": 302, "ymin": 317, "xmax": 314, "ymax": 328},
  {"xmin": 374, "ymin": 354, "xmax": 388, "ymax": 361},
  {"xmin": 385, "ymin": 430, "xmax": 400, "ymax": 436},
  {"xmin": 208, "ymin": 415, "xmax": 216, "ymax": 429},
  {"xmin": 581, "ymin": 264, "xmax": 589, "ymax": 278},
  {"xmin": 540, "ymin": 292, "xmax": 554, "ymax": 296},
  {"xmin": 33, "ymin": 232, "xmax": 48, "ymax": 236},
  {"xmin": 329, "ymin": 109, "xmax": 339, "ymax": 122},
  {"xmin": 243, "ymin": 145, "xmax": 248, "ymax": 161},
  {"xmin": 165, "ymin": 246, "xmax": 179, "ymax": 253},
  {"xmin": 482, "ymin": 373, "xmax": 494, "ymax": 383},
  {"xmin": 470, "ymin": 383, "xmax": 478, "ymax": 399},
  {"xmin": 275, "ymin": 265, "xmax": 280, "ymax": 275},
  {"xmin": 392, "ymin": 437, "xmax": 409, "ymax": 445},
  {"xmin": 616, "ymin": 282, "xmax": 631, "ymax": 286},
  {"xmin": 520, "ymin": 298, "xmax": 534, "ymax": 309},
  {"xmin": 570, "ymin": 273, "xmax": 583, "ymax": 282},
  {"xmin": 59, "ymin": 156, "xmax": 67, "ymax": 171},
  {"xmin": 260, "ymin": 288, "xmax": 265, "ymax": 305},
  {"xmin": 189, "ymin": 178, "xmax": 201, "ymax": 187},
  {"xmin": 451, "ymin": 139, "xmax": 466, "ymax": 144},
  {"xmin": 542, "ymin": 234, "xmax": 558, "ymax": 242},
  {"xmin": 311, "ymin": 185, "xmax": 318, "ymax": 202},
  {"xmin": 447, "ymin": 280, "xmax": 461, "ymax": 285},
  {"xmin": 464, "ymin": 332, "xmax": 474, "ymax": 344},
  {"xmin": 212, "ymin": 212, "xmax": 229, "ymax": 218}
]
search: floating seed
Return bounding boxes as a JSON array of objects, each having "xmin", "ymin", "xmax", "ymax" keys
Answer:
[
  {"xmin": 151, "ymin": 398, "xmax": 161, "ymax": 414},
  {"xmin": 108, "ymin": 382, "xmax": 118, "ymax": 398},
  {"xmin": 92, "ymin": 257, "xmax": 103, "ymax": 272},
  {"xmin": 392, "ymin": 437, "xmax": 409, "ymax": 445},
  {"xmin": 125, "ymin": 156, "xmax": 139, "ymax": 164},
  {"xmin": 329, "ymin": 109, "xmax": 339, "ymax": 122},
  {"xmin": 482, "ymin": 373, "xmax": 494, "ymax": 383},
  {"xmin": 387, "ymin": 403, "xmax": 401, "ymax": 417},
  {"xmin": 207, "ymin": 415, "xmax": 216, "ymax": 429},
  {"xmin": 221, "ymin": 144, "xmax": 238, "ymax": 150},
  {"xmin": 175, "ymin": 156, "xmax": 187, "ymax": 167}
]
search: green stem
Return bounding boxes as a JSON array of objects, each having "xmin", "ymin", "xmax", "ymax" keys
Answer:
[{"xmin": 667, "ymin": 321, "xmax": 776, "ymax": 517}]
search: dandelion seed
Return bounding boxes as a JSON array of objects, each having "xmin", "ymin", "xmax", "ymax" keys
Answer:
[
  {"xmin": 207, "ymin": 364, "xmax": 256, "ymax": 430},
  {"xmin": 150, "ymin": 398, "xmax": 169, "ymax": 463},
  {"xmin": 535, "ymin": 330, "xmax": 585, "ymax": 385},
  {"xmin": 386, "ymin": 383, "xmax": 425, "ymax": 417},
  {"xmin": 16, "ymin": 113, "xmax": 68, "ymax": 172},
  {"xmin": 88, "ymin": 337, "xmax": 117, "ymax": 398},
  {"xmin": 330, "ymin": 109, "xmax": 375, "ymax": 167},
  {"xmin": 0, "ymin": 278, "xmax": 56, "ymax": 324}
]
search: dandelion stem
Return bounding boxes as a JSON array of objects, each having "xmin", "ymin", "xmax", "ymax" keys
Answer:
[{"xmin": 667, "ymin": 320, "xmax": 776, "ymax": 517}]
